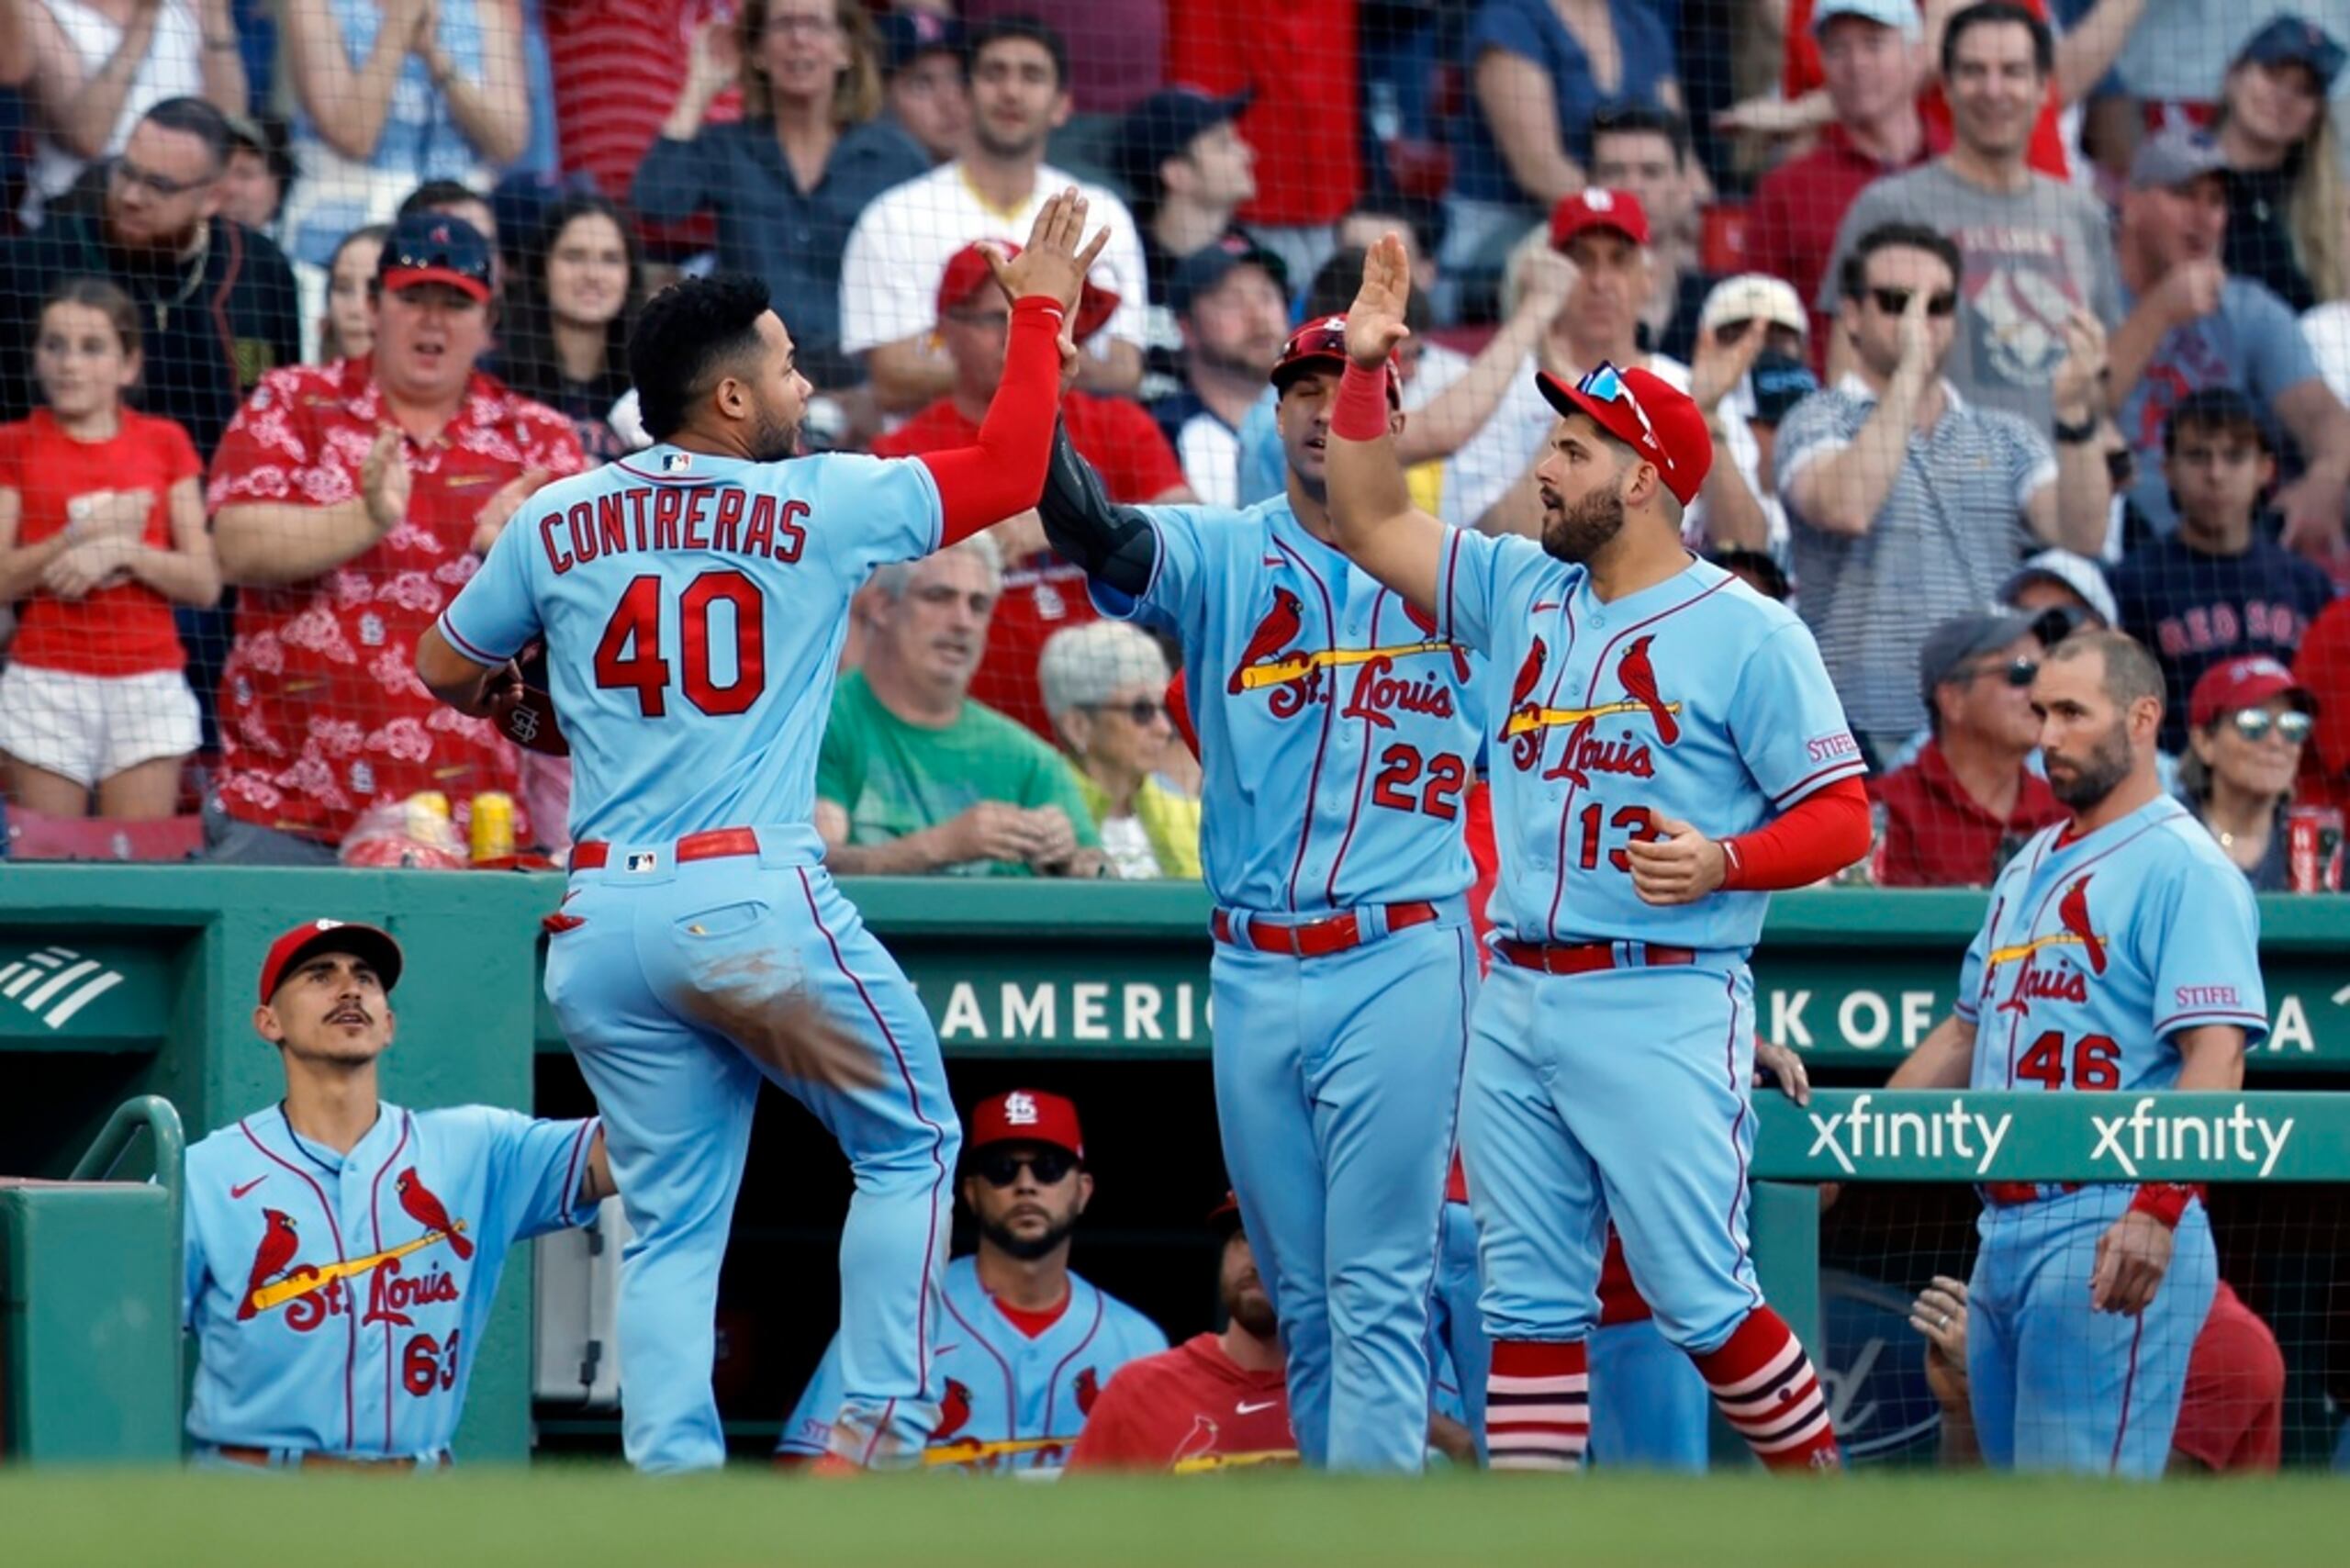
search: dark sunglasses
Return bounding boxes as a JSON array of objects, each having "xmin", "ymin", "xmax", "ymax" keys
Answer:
[
  {"xmin": 1868, "ymin": 286, "xmax": 1959, "ymax": 318},
  {"xmin": 973, "ymin": 1148, "xmax": 1078, "ymax": 1188},
  {"xmin": 111, "ymin": 156, "xmax": 212, "ymax": 197},
  {"xmin": 1087, "ymin": 698, "xmax": 1166, "ymax": 725},
  {"xmin": 2226, "ymin": 707, "xmax": 2313, "ymax": 745},
  {"xmin": 1965, "ymin": 656, "xmax": 2040, "ymax": 688}
]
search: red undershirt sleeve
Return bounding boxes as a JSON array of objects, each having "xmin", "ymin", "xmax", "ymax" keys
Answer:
[
  {"xmin": 915, "ymin": 296, "xmax": 1068, "ymax": 545},
  {"xmin": 1718, "ymin": 776, "xmax": 1873, "ymax": 891}
]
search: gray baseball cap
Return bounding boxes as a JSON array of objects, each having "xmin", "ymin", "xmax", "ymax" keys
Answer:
[
  {"xmin": 1919, "ymin": 611, "xmax": 2039, "ymax": 710},
  {"xmin": 2130, "ymin": 127, "xmax": 2230, "ymax": 191}
]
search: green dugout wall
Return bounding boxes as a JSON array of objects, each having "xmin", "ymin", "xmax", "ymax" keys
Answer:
[{"xmin": 3, "ymin": 870, "xmax": 2345, "ymax": 1461}]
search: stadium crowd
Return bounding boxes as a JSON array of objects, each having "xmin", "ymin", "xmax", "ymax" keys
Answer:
[{"xmin": 2, "ymin": 0, "xmax": 2350, "ymax": 889}]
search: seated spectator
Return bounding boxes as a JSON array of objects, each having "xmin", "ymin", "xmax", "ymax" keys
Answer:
[
  {"xmin": 1873, "ymin": 612, "xmax": 2063, "ymax": 887},
  {"xmin": 873, "ymin": 241, "xmax": 1189, "ymax": 738},
  {"xmin": 1066, "ymin": 1194, "xmax": 1293, "ymax": 1472},
  {"xmin": 0, "ymin": 278, "xmax": 218, "ymax": 820},
  {"xmin": 398, "ymin": 178, "xmax": 501, "ymax": 292},
  {"xmin": 0, "ymin": 97, "xmax": 301, "ymax": 459},
  {"xmin": 963, "ymin": 0, "xmax": 1164, "ymax": 118},
  {"xmin": 1588, "ymin": 103, "xmax": 1716, "ymax": 364},
  {"xmin": 2000, "ymin": 546, "xmax": 2118, "ymax": 645},
  {"xmin": 1158, "ymin": 235, "xmax": 1291, "ymax": 506},
  {"xmin": 1689, "ymin": 272, "xmax": 1819, "ymax": 554},
  {"xmin": 17, "ymin": 0, "xmax": 245, "ymax": 230},
  {"xmin": 1778, "ymin": 222, "xmax": 2108, "ymax": 761},
  {"xmin": 2176, "ymin": 655, "xmax": 2317, "ymax": 890},
  {"xmin": 2211, "ymin": 16, "xmax": 2347, "ymax": 314},
  {"xmin": 838, "ymin": 17, "xmax": 1148, "ymax": 414},
  {"xmin": 275, "ymin": 0, "xmax": 531, "ymax": 274},
  {"xmin": 633, "ymin": 0, "xmax": 926, "ymax": 392},
  {"xmin": 2108, "ymin": 128, "xmax": 2350, "ymax": 548},
  {"xmin": 1819, "ymin": 5, "xmax": 2121, "ymax": 436},
  {"xmin": 877, "ymin": 8, "xmax": 969, "ymax": 164},
  {"xmin": 205, "ymin": 212, "xmax": 584, "ymax": 862},
  {"xmin": 495, "ymin": 192, "xmax": 643, "ymax": 465},
  {"xmin": 1118, "ymin": 86, "xmax": 1256, "ymax": 402},
  {"xmin": 778, "ymin": 1090, "xmax": 1165, "ymax": 1471},
  {"xmin": 218, "ymin": 112, "xmax": 294, "ymax": 237},
  {"xmin": 316, "ymin": 222, "xmax": 387, "ymax": 362},
  {"xmin": 1441, "ymin": 0, "xmax": 1684, "ymax": 292},
  {"xmin": 815, "ymin": 534, "xmax": 1106, "ymax": 878},
  {"xmin": 1037, "ymin": 622, "xmax": 1200, "ymax": 881},
  {"xmin": 2295, "ymin": 593, "xmax": 2350, "ymax": 813},
  {"xmin": 1744, "ymin": 0, "xmax": 1935, "ymax": 354},
  {"xmin": 2109, "ymin": 387, "xmax": 2335, "ymax": 751}
]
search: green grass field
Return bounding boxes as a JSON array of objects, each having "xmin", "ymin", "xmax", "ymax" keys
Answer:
[{"xmin": 4, "ymin": 1468, "xmax": 2342, "ymax": 1568}]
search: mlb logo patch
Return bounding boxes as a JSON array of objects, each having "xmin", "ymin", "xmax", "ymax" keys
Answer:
[
  {"xmin": 662, "ymin": 452, "xmax": 694, "ymax": 474},
  {"xmin": 625, "ymin": 851, "xmax": 660, "ymax": 873}
]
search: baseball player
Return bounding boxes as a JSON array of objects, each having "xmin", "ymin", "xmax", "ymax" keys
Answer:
[
  {"xmin": 183, "ymin": 919, "xmax": 611, "ymax": 1469},
  {"xmin": 1066, "ymin": 1193, "xmax": 1296, "ymax": 1473},
  {"xmin": 1887, "ymin": 629, "xmax": 2265, "ymax": 1476},
  {"xmin": 1037, "ymin": 316, "xmax": 1486, "ymax": 1473},
  {"xmin": 1318, "ymin": 235, "xmax": 1870, "ymax": 1473},
  {"xmin": 414, "ymin": 194, "xmax": 1109, "ymax": 1473},
  {"xmin": 776, "ymin": 1090, "xmax": 1166, "ymax": 1472}
]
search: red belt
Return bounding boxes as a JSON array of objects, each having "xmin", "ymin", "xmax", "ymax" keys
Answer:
[
  {"xmin": 1494, "ymin": 939, "xmax": 1695, "ymax": 975},
  {"xmin": 215, "ymin": 1446, "xmax": 421, "ymax": 1472},
  {"xmin": 1982, "ymin": 1181, "xmax": 2082, "ymax": 1207},
  {"xmin": 570, "ymin": 826, "xmax": 761, "ymax": 871},
  {"xmin": 1211, "ymin": 901, "xmax": 1438, "ymax": 958}
]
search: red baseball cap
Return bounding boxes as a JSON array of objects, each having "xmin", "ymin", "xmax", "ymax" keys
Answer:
[
  {"xmin": 1538, "ymin": 361, "xmax": 1714, "ymax": 505},
  {"xmin": 934, "ymin": 241, "xmax": 1121, "ymax": 345},
  {"xmin": 2188, "ymin": 655, "xmax": 2318, "ymax": 730},
  {"xmin": 968, "ymin": 1089, "xmax": 1084, "ymax": 1160},
  {"xmin": 1209, "ymin": 1190, "xmax": 1244, "ymax": 1236},
  {"xmin": 257, "ymin": 918, "xmax": 404, "ymax": 1002},
  {"xmin": 1270, "ymin": 315, "xmax": 1400, "ymax": 406},
  {"xmin": 1549, "ymin": 187, "xmax": 1651, "ymax": 251}
]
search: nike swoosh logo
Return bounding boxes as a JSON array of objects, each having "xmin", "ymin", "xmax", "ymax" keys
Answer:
[
  {"xmin": 230, "ymin": 1176, "xmax": 267, "ymax": 1200},
  {"xmin": 1236, "ymin": 1399, "xmax": 1279, "ymax": 1415}
]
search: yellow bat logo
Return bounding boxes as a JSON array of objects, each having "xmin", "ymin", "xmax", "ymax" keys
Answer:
[
  {"xmin": 1502, "ymin": 699, "xmax": 1685, "ymax": 737},
  {"xmin": 1234, "ymin": 640, "xmax": 1455, "ymax": 690},
  {"xmin": 245, "ymin": 1226, "xmax": 466, "ymax": 1316}
]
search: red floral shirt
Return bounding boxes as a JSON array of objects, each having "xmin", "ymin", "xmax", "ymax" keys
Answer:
[{"xmin": 207, "ymin": 359, "xmax": 585, "ymax": 845}]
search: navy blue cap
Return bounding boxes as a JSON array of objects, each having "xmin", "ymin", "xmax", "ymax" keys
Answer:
[
  {"xmin": 377, "ymin": 210, "xmax": 492, "ymax": 302},
  {"xmin": 878, "ymin": 9, "xmax": 964, "ymax": 75},
  {"xmin": 1117, "ymin": 87, "xmax": 1252, "ymax": 195},
  {"xmin": 1168, "ymin": 230, "xmax": 1288, "ymax": 318},
  {"xmin": 2235, "ymin": 15, "xmax": 2347, "ymax": 89}
]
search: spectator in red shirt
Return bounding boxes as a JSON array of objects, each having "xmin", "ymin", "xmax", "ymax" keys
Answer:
[
  {"xmin": 1744, "ymin": 0, "xmax": 1940, "ymax": 354},
  {"xmin": 545, "ymin": 0, "xmax": 742, "ymax": 252},
  {"xmin": 0, "ymin": 278, "xmax": 218, "ymax": 820},
  {"xmin": 1065, "ymin": 1194, "xmax": 1295, "ymax": 1473},
  {"xmin": 1874, "ymin": 610, "xmax": 2065, "ymax": 886},
  {"xmin": 870, "ymin": 241, "xmax": 1192, "ymax": 740},
  {"xmin": 206, "ymin": 212, "xmax": 585, "ymax": 862},
  {"xmin": 2293, "ymin": 592, "xmax": 2350, "ymax": 813}
]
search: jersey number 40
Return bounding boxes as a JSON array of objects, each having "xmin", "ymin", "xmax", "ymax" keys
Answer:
[{"xmin": 594, "ymin": 569, "xmax": 767, "ymax": 718}]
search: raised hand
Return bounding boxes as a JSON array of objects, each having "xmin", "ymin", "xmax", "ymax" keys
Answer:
[
  {"xmin": 687, "ymin": 15, "xmax": 741, "ymax": 98},
  {"xmin": 1344, "ymin": 232, "xmax": 1415, "ymax": 369},
  {"xmin": 360, "ymin": 426, "xmax": 413, "ymax": 535},
  {"xmin": 2049, "ymin": 308, "xmax": 2107, "ymax": 423},
  {"xmin": 1692, "ymin": 319, "xmax": 1767, "ymax": 415},
  {"xmin": 1514, "ymin": 244, "xmax": 1578, "ymax": 325},
  {"xmin": 984, "ymin": 189, "xmax": 1112, "ymax": 319}
]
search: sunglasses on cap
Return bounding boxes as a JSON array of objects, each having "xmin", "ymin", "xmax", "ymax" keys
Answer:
[
  {"xmin": 1085, "ymin": 698, "xmax": 1166, "ymax": 725},
  {"xmin": 973, "ymin": 1148, "xmax": 1079, "ymax": 1187},
  {"xmin": 1575, "ymin": 361, "xmax": 1673, "ymax": 469},
  {"xmin": 1867, "ymin": 287, "xmax": 1958, "ymax": 318},
  {"xmin": 1964, "ymin": 656, "xmax": 2040, "ymax": 689},
  {"xmin": 2225, "ymin": 707, "xmax": 2313, "ymax": 745}
]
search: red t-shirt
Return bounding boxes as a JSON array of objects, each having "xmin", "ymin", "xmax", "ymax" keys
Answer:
[
  {"xmin": 545, "ymin": 0, "xmax": 741, "ymax": 250},
  {"xmin": 1784, "ymin": 0, "xmax": 2067, "ymax": 180},
  {"xmin": 1873, "ymin": 741, "xmax": 2066, "ymax": 888},
  {"xmin": 874, "ymin": 391, "xmax": 1186, "ymax": 740},
  {"xmin": 206, "ymin": 360, "xmax": 587, "ymax": 845},
  {"xmin": 1063, "ymin": 1333, "xmax": 1295, "ymax": 1471},
  {"xmin": 2171, "ymin": 1281, "xmax": 2285, "ymax": 1473},
  {"xmin": 1744, "ymin": 119, "xmax": 1950, "ymax": 363},
  {"xmin": 1167, "ymin": 0, "xmax": 1360, "ymax": 227},
  {"xmin": 1, "ymin": 408, "xmax": 200, "ymax": 676},
  {"xmin": 2295, "ymin": 597, "xmax": 2350, "ymax": 812}
]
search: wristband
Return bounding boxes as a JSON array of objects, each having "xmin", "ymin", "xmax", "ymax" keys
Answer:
[
  {"xmin": 1012, "ymin": 295, "xmax": 1067, "ymax": 326},
  {"xmin": 1331, "ymin": 359, "xmax": 1391, "ymax": 443},
  {"xmin": 2127, "ymin": 1182, "xmax": 2199, "ymax": 1229}
]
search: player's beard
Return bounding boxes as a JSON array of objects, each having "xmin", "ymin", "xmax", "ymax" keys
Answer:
[
  {"xmin": 1541, "ymin": 476, "xmax": 1628, "ymax": 564},
  {"xmin": 748, "ymin": 403, "xmax": 800, "ymax": 464},
  {"xmin": 978, "ymin": 1208, "xmax": 1078, "ymax": 1262},
  {"xmin": 2046, "ymin": 720, "xmax": 2134, "ymax": 811},
  {"xmin": 1222, "ymin": 1275, "xmax": 1277, "ymax": 1339}
]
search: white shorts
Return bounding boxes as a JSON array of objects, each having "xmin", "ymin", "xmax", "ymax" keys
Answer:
[{"xmin": 0, "ymin": 663, "xmax": 200, "ymax": 787}]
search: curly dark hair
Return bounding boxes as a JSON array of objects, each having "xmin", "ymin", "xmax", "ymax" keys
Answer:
[
  {"xmin": 629, "ymin": 271, "xmax": 775, "ymax": 442},
  {"xmin": 499, "ymin": 193, "xmax": 646, "ymax": 414}
]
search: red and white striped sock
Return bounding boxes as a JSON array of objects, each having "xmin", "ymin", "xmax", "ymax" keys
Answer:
[
  {"xmin": 1693, "ymin": 1307, "xmax": 1841, "ymax": 1472},
  {"xmin": 1485, "ymin": 1339, "xmax": 1589, "ymax": 1471}
]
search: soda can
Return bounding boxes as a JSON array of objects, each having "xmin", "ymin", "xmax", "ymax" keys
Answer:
[
  {"xmin": 405, "ymin": 790, "xmax": 453, "ymax": 841},
  {"xmin": 2286, "ymin": 806, "xmax": 2344, "ymax": 892},
  {"xmin": 470, "ymin": 791, "xmax": 517, "ymax": 865}
]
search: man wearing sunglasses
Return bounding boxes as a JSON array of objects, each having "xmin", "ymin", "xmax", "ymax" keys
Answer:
[
  {"xmin": 1874, "ymin": 611, "xmax": 2065, "ymax": 887},
  {"xmin": 777, "ymin": 1090, "xmax": 1166, "ymax": 1472}
]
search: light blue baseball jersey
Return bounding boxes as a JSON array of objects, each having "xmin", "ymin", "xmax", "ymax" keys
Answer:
[
  {"xmin": 1100, "ymin": 497, "xmax": 1486, "ymax": 913},
  {"xmin": 777, "ymin": 1255, "xmax": 1168, "ymax": 1472},
  {"xmin": 436, "ymin": 446, "xmax": 943, "ymax": 846},
  {"xmin": 183, "ymin": 1103, "xmax": 599, "ymax": 1458},
  {"xmin": 1955, "ymin": 797, "xmax": 2269, "ymax": 1088},
  {"xmin": 1438, "ymin": 543, "xmax": 1863, "ymax": 948}
]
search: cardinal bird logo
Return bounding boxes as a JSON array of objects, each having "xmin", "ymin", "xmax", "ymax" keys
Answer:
[
  {"xmin": 1075, "ymin": 1367, "xmax": 1101, "ymax": 1416},
  {"xmin": 1399, "ymin": 598, "xmax": 1473, "ymax": 684},
  {"xmin": 395, "ymin": 1167, "xmax": 475, "ymax": 1260},
  {"xmin": 932, "ymin": 1378, "xmax": 973, "ymax": 1441},
  {"xmin": 1230, "ymin": 588, "xmax": 1306, "ymax": 694},
  {"xmin": 240, "ymin": 1209, "xmax": 300, "ymax": 1321},
  {"xmin": 2056, "ymin": 876, "xmax": 2109, "ymax": 975},
  {"xmin": 1616, "ymin": 636, "xmax": 1680, "ymax": 745}
]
